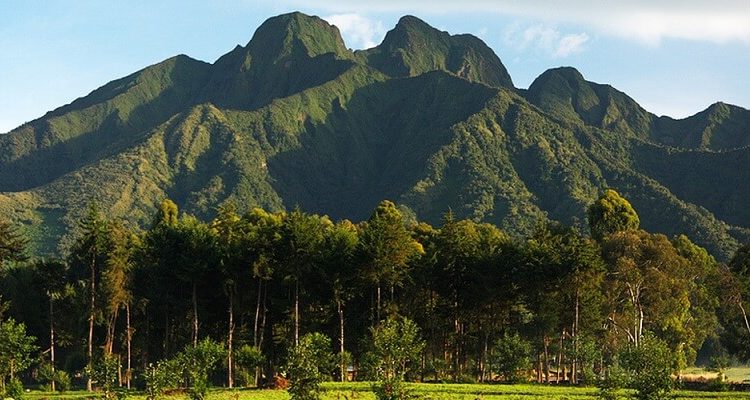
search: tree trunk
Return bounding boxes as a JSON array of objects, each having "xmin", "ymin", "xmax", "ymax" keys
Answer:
[
  {"xmin": 192, "ymin": 282, "xmax": 199, "ymax": 347},
  {"xmin": 106, "ymin": 310, "xmax": 119, "ymax": 355},
  {"xmin": 164, "ymin": 309, "xmax": 170, "ymax": 356},
  {"xmin": 537, "ymin": 354, "xmax": 543, "ymax": 383},
  {"xmin": 49, "ymin": 295, "xmax": 56, "ymax": 392},
  {"xmin": 259, "ymin": 285, "xmax": 268, "ymax": 349},
  {"xmin": 738, "ymin": 300, "xmax": 750, "ymax": 338},
  {"xmin": 481, "ymin": 333, "xmax": 488, "ymax": 382},
  {"xmin": 87, "ymin": 253, "xmax": 96, "ymax": 392},
  {"xmin": 294, "ymin": 280, "xmax": 300, "ymax": 347},
  {"xmin": 573, "ymin": 288, "xmax": 580, "ymax": 384},
  {"xmin": 556, "ymin": 330, "xmax": 564, "ymax": 384},
  {"xmin": 338, "ymin": 298, "xmax": 345, "ymax": 382},
  {"xmin": 376, "ymin": 285, "xmax": 381, "ymax": 322},
  {"xmin": 254, "ymin": 279, "xmax": 262, "ymax": 347},
  {"xmin": 228, "ymin": 291, "xmax": 234, "ymax": 388},
  {"xmin": 544, "ymin": 337, "xmax": 551, "ymax": 384},
  {"xmin": 126, "ymin": 303, "xmax": 132, "ymax": 389}
]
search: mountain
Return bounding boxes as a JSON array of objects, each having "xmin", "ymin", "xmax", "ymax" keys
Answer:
[{"xmin": 1, "ymin": 12, "xmax": 749, "ymax": 260}]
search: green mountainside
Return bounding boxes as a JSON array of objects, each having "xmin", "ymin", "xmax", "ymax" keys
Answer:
[{"xmin": 1, "ymin": 12, "xmax": 749, "ymax": 260}]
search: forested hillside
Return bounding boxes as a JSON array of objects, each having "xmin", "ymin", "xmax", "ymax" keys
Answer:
[{"xmin": 0, "ymin": 12, "xmax": 749, "ymax": 260}]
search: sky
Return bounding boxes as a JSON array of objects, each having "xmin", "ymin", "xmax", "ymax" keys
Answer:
[{"xmin": 1, "ymin": 0, "xmax": 749, "ymax": 134}]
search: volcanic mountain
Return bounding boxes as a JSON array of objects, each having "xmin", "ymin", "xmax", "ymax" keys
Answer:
[{"xmin": 1, "ymin": 12, "xmax": 749, "ymax": 259}]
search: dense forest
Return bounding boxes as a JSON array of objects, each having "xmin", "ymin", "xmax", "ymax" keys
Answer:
[{"xmin": 1, "ymin": 189, "xmax": 750, "ymax": 394}]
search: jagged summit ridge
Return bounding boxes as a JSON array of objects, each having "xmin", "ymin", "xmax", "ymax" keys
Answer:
[
  {"xmin": 365, "ymin": 14, "xmax": 514, "ymax": 88},
  {"xmin": 1, "ymin": 11, "xmax": 750, "ymax": 261}
]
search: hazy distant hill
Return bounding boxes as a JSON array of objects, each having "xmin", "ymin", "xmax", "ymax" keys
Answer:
[{"xmin": 1, "ymin": 12, "xmax": 749, "ymax": 259}]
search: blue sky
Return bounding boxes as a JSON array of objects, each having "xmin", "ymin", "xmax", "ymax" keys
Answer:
[{"xmin": 1, "ymin": 0, "xmax": 749, "ymax": 133}]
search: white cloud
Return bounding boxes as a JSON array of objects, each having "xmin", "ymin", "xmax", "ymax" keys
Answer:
[
  {"xmin": 505, "ymin": 24, "xmax": 589, "ymax": 58},
  {"xmin": 554, "ymin": 33, "xmax": 589, "ymax": 57},
  {"xmin": 323, "ymin": 13, "xmax": 386, "ymax": 49},
  {"xmin": 296, "ymin": 0, "xmax": 750, "ymax": 45}
]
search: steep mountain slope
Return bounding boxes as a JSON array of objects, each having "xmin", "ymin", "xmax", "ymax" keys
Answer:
[{"xmin": 1, "ymin": 11, "xmax": 749, "ymax": 260}]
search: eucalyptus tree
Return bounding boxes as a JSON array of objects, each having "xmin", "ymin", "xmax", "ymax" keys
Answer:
[
  {"xmin": 102, "ymin": 220, "xmax": 138, "ymax": 387},
  {"xmin": 601, "ymin": 229, "xmax": 712, "ymax": 373},
  {"xmin": 211, "ymin": 203, "xmax": 243, "ymax": 388},
  {"xmin": 68, "ymin": 203, "xmax": 110, "ymax": 391},
  {"xmin": 174, "ymin": 216, "xmax": 218, "ymax": 347},
  {"xmin": 720, "ymin": 243, "xmax": 750, "ymax": 360},
  {"xmin": 32, "ymin": 259, "xmax": 68, "ymax": 391},
  {"xmin": 432, "ymin": 213, "xmax": 482, "ymax": 379},
  {"xmin": 728, "ymin": 244, "xmax": 750, "ymax": 338},
  {"xmin": 358, "ymin": 200, "xmax": 422, "ymax": 323},
  {"xmin": 278, "ymin": 209, "xmax": 331, "ymax": 346},
  {"xmin": 588, "ymin": 189, "xmax": 640, "ymax": 241},
  {"xmin": 320, "ymin": 220, "xmax": 359, "ymax": 381},
  {"xmin": 142, "ymin": 200, "xmax": 218, "ymax": 349},
  {"xmin": 242, "ymin": 208, "xmax": 283, "ymax": 353}
]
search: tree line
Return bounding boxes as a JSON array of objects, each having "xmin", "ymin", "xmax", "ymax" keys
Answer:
[{"xmin": 1, "ymin": 189, "xmax": 750, "ymax": 394}]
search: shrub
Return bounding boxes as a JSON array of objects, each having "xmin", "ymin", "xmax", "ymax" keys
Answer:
[
  {"xmin": 54, "ymin": 370, "xmax": 71, "ymax": 392},
  {"xmin": 369, "ymin": 317, "xmax": 425, "ymax": 400},
  {"xmin": 597, "ymin": 361, "xmax": 628, "ymax": 400},
  {"xmin": 86, "ymin": 354, "xmax": 120, "ymax": 399},
  {"xmin": 235, "ymin": 345, "xmax": 265, "ymax": 387},
  {"xmin": 36, "ymin": 362, "xmax": 55, "ymax": 391},
  {"xmin": 286, "ymin": 332, "xmax": 335, "ymax": 400},
  {"xmin": 145, "ymin": 359, "xmax": 181, "ymax": 400},
  {"xmin": 489, "ymin": 333, "xmax": 532, "ymax": 383},
  {"xmin": 179, "ymin": 339, "xmax": 226, "ymax": 400},
  {"xmin": 3, "ymin": 377, "xmax": 24, "ymax": 399},
  {"xmin": 620, "ymin": 334, "xmax": 674, "ymax": 400}
]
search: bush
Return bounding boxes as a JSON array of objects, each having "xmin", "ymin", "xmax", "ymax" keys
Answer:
[
  {"xmin": 369, "ymin": 317, "xmax": 425, "ymax": 400},
  {"xmin": 54, "ymin": 370, "xmax": 71, "ymax": 393},
  {"xmin": 235, "ymin": 345, "xmax": 265, "ymax": 387},
  {"xmin": 489, "ymin": 333, "xmax": 532, "ymax": 383},
  {"xmin": 86, "ymin": 354, "xmax": 120, "ymax": 399},
  {"xmin": 286, "ymin": 332, "xmax": 335, "ymax": 400},
  {"xmin": 144, "ymin": 339, "xmax": 225, "ymax": 400},
  {"xmin": 3, "ymin": 377, "xmax": 24, "ymax": 399},
  {"xmin": 179, "ymin": 339, "xmax": 226, "ymax": 400},
  {"xmin": 597, "ymin": 361, "xmax": 628, "ymax": 400},
  {"xmin": 620, "ymin": 334, "xmax": 674, "ymax": 400},
  {"xmin": 145, "ymin": 359, "xmax": 181, "ymax": 400},
  {"xmin": 36, "ymin": 362, "xmax": 55, "ymax": 391}
]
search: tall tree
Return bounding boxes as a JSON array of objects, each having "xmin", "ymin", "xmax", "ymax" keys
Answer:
[
  {"xmin": 588, "ymin": 189, "xmax": 640, "ymax": 241},
  {"xmin": 102, "ymin": 220, "xmax": 137, "ymax": 387},
  {"xmin": 359, "ymin": 201, "xmax": 422, "ymax": 322},
  {"xmin": 0, "ymin": 218, "xmax": 28, "ymax": 265},
  {"xmin": 278, "ymin": 209, "xmax": 331, "ymax": 346},
  {"xmin": 175, "ymin": 217, "xmax": 217, "ymax": 347},
  {"xmin": 32, "ymin": 259, "xmax": 68, "ymax": 392},
  {"xmin": 212, "ymin": 204, "xmax": 243, "ymax": 388},
  {"xmin": 722, "ymin": 243, "xmax": 750, "ymax": 359},
  {"xmin": 68, "ymin": 203, "xmax": 109, "ymax": 391},
  {"xmin": 321, "ymin": 220, "xmax": 359, "ymax": 381}
]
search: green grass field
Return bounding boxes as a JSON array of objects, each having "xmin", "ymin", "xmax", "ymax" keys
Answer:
[
  {"xmin": 21, "ymin": 380, "xmax": 750, "ymax": 400},
  {"xmin": 682, "ymin": 367, "xmax": 750, "ymax": 383}
]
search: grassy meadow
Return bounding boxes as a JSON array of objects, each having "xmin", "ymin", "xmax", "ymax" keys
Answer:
[{"xmin": 22, "ymin": 380, "xmax": 750, "ymax": 400}]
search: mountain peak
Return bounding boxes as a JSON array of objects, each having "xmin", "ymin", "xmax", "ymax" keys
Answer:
[
  {"xmin": 527, "ymin": 66, "xmax": 653, "ymax": 136},
  {"xmin": 365, "ymin": 15, "xmax": 513, "ymax": 88},
  {"xmin": 393, "ymin": 15, "xmax": 436, "ymax": 32},
  {"xmin": 246, "ymin": 11, "xmax": 350, "ymax": 63}
]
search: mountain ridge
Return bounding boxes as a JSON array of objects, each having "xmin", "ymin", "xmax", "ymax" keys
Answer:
[{"xmin": 1, "ymin": 11, "xmax": 749, "ymax": 260}]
